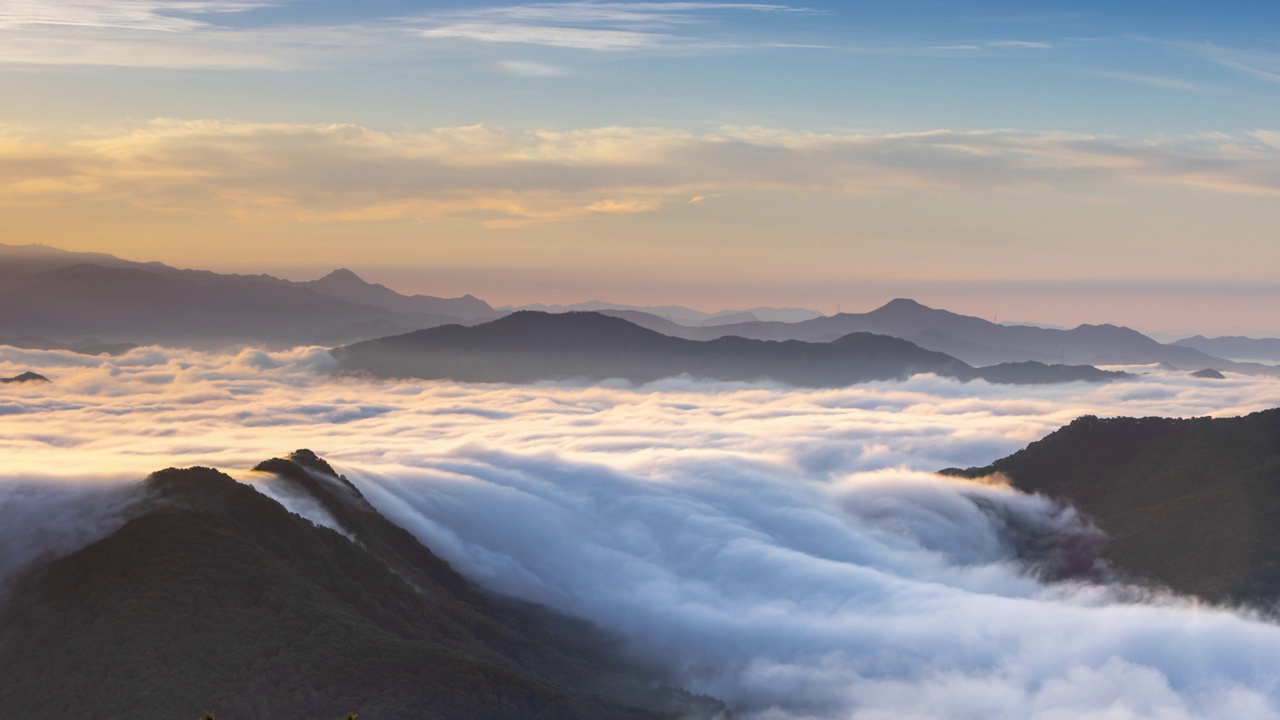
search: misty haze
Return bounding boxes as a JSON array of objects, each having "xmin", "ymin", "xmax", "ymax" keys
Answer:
[{"xmin": 5, "ymin": 2, "xmax": 1280, "ymax": 720}]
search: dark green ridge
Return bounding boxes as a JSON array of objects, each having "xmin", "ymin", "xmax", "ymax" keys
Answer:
[
  {"xmin": 942, "ymin": 409, "xmax": 1280, "ymax": 603},
  {"xmin": 0, "ymin": 453, "xmax": 722, "ymax": 720}
]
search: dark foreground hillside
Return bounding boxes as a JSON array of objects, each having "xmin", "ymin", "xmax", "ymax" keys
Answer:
[
  {"xmin": 943, "ymin": 409, "xmax": 1280, "ymax": 603},
  {"xmin": 0, "ymin": 451, "xmax": 719, "ymax": 720},
  {"xmin": 332, "ymin": 311, "xmax": 1126, "ymax": 387}
]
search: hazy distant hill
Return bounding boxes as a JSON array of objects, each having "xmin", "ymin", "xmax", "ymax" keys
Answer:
[
  {"xmin": 942, "ymin": 410, "xmax": 1280, "ymax": 603},
  {"xmin": 661, "ymin": 298, "xmax": 1252, "ymax": 372},
  {"xmin": 332, "ymin": 311, "xmax": 1128, "ymax": 387},
  {"xmin": 0, "ymin": 335, "xmax": 135, "ymax": 355},
  {"xmin": 300, "ymin": 268, "xmax": 497, "ymax": 321},
  {"xmin": 0, "ymin": 244, "xmax": 497, "ymax": 348},
  {"xmin": 0, "ymin": 450, "xmax": 716, "ymax": 720},
  {"xmin": 504, "ymin": 301, "xmax": 822, "ymax": 326},
  {"xmin": 1175, "ymin": 335, "xmax": 1280, "ymax": 363}
]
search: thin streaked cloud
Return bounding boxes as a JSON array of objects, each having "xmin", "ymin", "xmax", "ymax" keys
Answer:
[
  {"xmin": 494, "ymin": 59, "xmax": 571, "ymax": 76},
  {"xmin": 0, "ymin": 0, "xmax": 380, "ymax": 69},
  {"xmin": 420, "ymin": 22, "xmax": 667, "ymax": 51},
  {"xmin": 0, "ymin": 0, "xmax": 273, "ymax": 31},
  {"xmin": 1085, "ymin": 69, "xmax": 1202, "ymax": 92},
  {"xmin": 927, "ymin": 39, "xmax": 1058, "ymax": 54},
  {"xmin": 0, "ymin": 1, "xmax": 818, "ymax": 67},
  {"xmin": 987, "ymin": 39, "xmax": 1052, "ymax": 49},
  {"xmin": 414, "ymin": 2, "xmax": 813, "ymax": 52},
  {"xmin": 1182, "ymin": 41, "xmax": 1280, "ymax": 85}
]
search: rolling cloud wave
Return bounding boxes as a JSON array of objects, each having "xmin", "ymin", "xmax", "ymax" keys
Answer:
[{"xmin": 4, "ymin": 345, "xmax": 1280, "ymax": 716}]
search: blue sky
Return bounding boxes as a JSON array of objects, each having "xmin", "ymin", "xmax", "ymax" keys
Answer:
[
  {"xmin": 5, "ymin": 0, "xmax": 1279, "ymax": 132},
  {"xmin": 3, "ymin": 1, "xmax": 1280, "ymax": 333}
]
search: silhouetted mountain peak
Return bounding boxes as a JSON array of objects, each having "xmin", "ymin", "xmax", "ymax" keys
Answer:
[
  {"xmin": 316, "ymin": 268, "xmax": 367, "ymax": 285},
  {"xmin": 490, "ymin": 310, "xmax": 663, "ymax": 337},
  {"xmin": 144, "ymin": 465, "xmax": 260, "ymax": 519},
  {"xmin": 1, "ymin": 371, "xmax": 49, "ymax": 384},
  {"xmin": 880, "ymin": 298, "xmax": 930, "ymax": 311},
  {"xmin": 866, "ymin": 297, "xmax": 983, "ymax": 326},
  {"xmin": 300, "ymin": 268, "xmax": 498, "ymax": 322},
  {"xmin": 287, "ymin": 447, "xmax": 339, "ymax": 477},
  {"xmin": 254, "ymin": 450, "xmax": 372, "ymax": 513}
]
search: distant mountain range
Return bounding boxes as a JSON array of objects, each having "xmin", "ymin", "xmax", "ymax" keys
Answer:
[
  {"xmin": 1174, "ymin": 335, "xmax": 1280, "ymax": 363},
  {"xmin": 0, "ymin": 336, "xmax": 136, "ymax": 356},
  {"xmin": 332, "ymin": 311, "xmax": 1129, "ymax": 387},
  {"xmin": 602, "ymin": 298, "xmax": 1273, "ymax": 374},
  {"xmin": 0, "ymin": 450, "xmax": 718, "ymax": 720},
  {"xmin": 942, "ymin": 409, "xmax": 1280, "ymax": 603},
  {"xmin": 503, "ymin": 301, "xmax": 823, "ymax": 326},
  {"xmin": 0, "ymin": 244, "xmax": 497, "ymax": 349},
  {"xmin": 4, "ymin": 243, "xmax": 1277, "ymax": 377}
]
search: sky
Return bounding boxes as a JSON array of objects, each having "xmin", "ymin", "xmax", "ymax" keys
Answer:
[{"xmin": 3, "ymin": 1, "xmax": 1280, "ymax": 334}]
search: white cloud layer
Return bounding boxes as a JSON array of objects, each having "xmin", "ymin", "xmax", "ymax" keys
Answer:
[{"xmin": 6, "ymin": 346, "xmax": 1280, "ymax": 716}]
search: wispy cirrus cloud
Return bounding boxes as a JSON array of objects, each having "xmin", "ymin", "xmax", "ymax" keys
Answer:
[
  {"xmin": 987, "ymin": 39, "xmax": 1052, "ymax": 49},
  {"xmin": 415, "ymin": 2, "xmax": 811, "ymax": 51},
  {"xmin": 421, "ymin": 22, "xmax": 662, "ymax": 51},
  {"xmin": 0, "ymin": 0, "xmax": 272, "ymax": 32},
  {"xmin": 1085, "ymin": 69, "xmax": 1202, "ymax": 92},
  {"xmin": 2, "ymin": 121, "xmax": 1280, "ymax": 227},
  {"xmin": 0, "ymin": 1, "xmax": 817, "ymax": 67},
  {"xmin": 1181, "ymin": 41, "xmax": 1280, "ymax": 84},
  {"xmin": 494, "ymin": 59, "xmax": 570, "ymax": 76},
  {"xmin": 931, "ymin": 39, "xmax": 1055, "ymax": 52},
  {"xmin": 0, "ymin": 0, "xmax": 361, "ymax": 69}
]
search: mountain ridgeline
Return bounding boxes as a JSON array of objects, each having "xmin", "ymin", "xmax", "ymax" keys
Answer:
[
  {"xmin": 331, "ymin": 311, "xmax": 1129, "ymax": 387},
  {"xmin": 0, "ymin": 244, "xmax": 498, "ymax": 349},
  {"xmin": 603, "ymin": 298, "xmax": 1266, "ymax": 373},
  {"xmin": 942, "ymin": 409, "xmax": 1280, "ymax": 603},
  {"xmin": 4, "ymin": 242, "xmax": 1274, "ymax": 377},
  {"xmin": 0, "ymin": 451, "xmax": 720, "ymax": 720},
  {"xmin": 1175, "ymin": 335, "xmax": 1280, "ymax": 364}
]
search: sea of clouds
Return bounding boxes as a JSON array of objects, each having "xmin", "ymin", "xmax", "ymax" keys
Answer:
[{"xmin": 5, "ymin": 344, "xmax": 1280, "ymax": 718}]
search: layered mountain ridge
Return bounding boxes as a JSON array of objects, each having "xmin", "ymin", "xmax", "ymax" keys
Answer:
[
  {"xmin": 4, "ymin": 242, "xmax": 1273, "ymax": 377},
  {"xmin": 332, "ymin": 310, "xmax": 1130, "ymax": 387},
  {"xmin": 611, "ymin": 298, "xmax": 1266, "ymax": 373},
  {"xmin": 0, "ymin": 244, "xmax": 497, "ymax": 349}
]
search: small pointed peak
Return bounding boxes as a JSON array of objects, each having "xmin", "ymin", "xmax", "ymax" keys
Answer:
[
  {"xmin": 2, "ymin": 370, "xmax": 50, "ymax": 383},
  {"xmin": 287, "ymin": 448, "xmax": 339, "ymax": 478},
  {"xmin": 317, "ymin": 268, "xmax": 366, "ymax": 284},
  {"xmin": 876, "ymin": 298, "xmax": 930, "ymax": 312}
]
